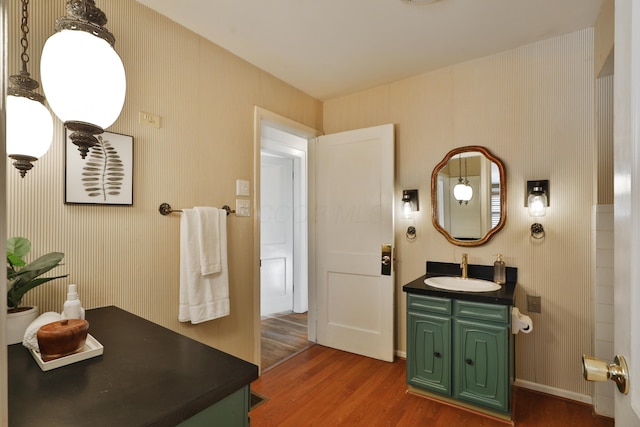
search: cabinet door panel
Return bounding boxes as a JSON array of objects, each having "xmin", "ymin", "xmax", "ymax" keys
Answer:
[
  {"xmin": 454, "ymin": 319, "xmax": 509, "ymax": 412},
  {"xmin": 407, "ymin": 312, "xmax": 451, "ymax": 395}
]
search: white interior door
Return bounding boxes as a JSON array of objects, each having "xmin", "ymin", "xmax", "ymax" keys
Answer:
[
  {"xmin": 315, "ymin": 124, "xmax": 394, "ymax": 362},
  {"xmin": 260, "ymin": 152, "xmax": 294, "ymax": 315},
  {"xmin": 614, "ymin": 0, "xmax": 640, "ymax": 423}
]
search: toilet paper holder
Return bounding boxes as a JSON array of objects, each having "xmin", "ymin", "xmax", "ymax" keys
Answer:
[
  {"xmin": 511, "ymin": 307, "xmax": 533, "ymax": 334},
  {"xmin": 582, "ymin": 354, "xmax": 629, "ymax": 395}
]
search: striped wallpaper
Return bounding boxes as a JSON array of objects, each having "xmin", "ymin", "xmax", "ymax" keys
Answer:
[
  {"xmin": 5, "ymin": 0, "xmax": 322, "ymax": 364},
  {"xmin": 597, "ymin": 74, "xmax": 614, "ymax": 204}
]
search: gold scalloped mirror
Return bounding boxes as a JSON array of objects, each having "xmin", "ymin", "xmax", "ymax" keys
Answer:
[{"xmin": 431, "ymin": 146, "xmax": 506, "ymax": 246}]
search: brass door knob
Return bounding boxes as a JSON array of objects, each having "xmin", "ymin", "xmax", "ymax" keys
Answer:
[{"xmin": 582, "ymin": 354, "xmax": 629, "ymax": 395}]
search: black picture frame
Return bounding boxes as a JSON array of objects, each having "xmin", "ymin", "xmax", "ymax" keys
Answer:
[{"xmin": 64, "ymin": 129, "xmax": 133, "ymax": 205}]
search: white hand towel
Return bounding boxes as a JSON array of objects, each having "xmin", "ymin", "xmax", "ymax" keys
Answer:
[
  {"xmin": 179, "ymin": 208, "xmax": 230, "ymax": 324},
  {"xmin": 195, "ymin": 206, "xmax": 221, "ymax": 275},
  {"xmin": 22, "ymin": 311, "xmax": 62, "ymax": 352}
]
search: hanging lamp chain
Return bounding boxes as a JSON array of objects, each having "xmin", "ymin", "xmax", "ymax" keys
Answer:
[
  {"xmin": 464, "ymin": 157, "xmax": 469, "ymax": 185},
  {"xmin": 8, "ymin": 0, "xmax": 44, "ymax": 102},
  {"xmin": 463, "ymin": 157, "xmax": 470, "ymax": 205},
  {"xmin": 19, "ymin": 0, "xmax": 30, "ymax": 73}
]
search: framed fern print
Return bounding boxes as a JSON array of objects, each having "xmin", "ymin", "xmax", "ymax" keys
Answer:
[{"xmin": 65, "ymin": 130, "xmax": 133, "ymax": 205}]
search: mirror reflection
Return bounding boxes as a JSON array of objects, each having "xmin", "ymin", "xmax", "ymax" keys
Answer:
[{"xmin": 431, "ymin": 146, "xmax": 506, "ymax": 246}]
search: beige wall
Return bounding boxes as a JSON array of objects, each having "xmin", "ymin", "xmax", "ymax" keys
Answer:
[
  {"xmin": 6, "ymin": 1, "xmax": 322, "ymax": 363},
  {"xmin": 594, "ymin": 0, "xmax": 614, "ymax": 77},
  {"xmin": 324, "ymin": 29, "xmax": 595, "ymax": 396}
]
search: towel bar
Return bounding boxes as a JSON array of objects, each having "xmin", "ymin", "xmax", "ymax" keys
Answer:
[{"xmin": 159, "ymin": 203, "xmax": 235, "ymax": 216}]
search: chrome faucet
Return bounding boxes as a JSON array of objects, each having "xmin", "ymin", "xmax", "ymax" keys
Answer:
[{"xmin": 460, "ymin": 253, "xmax": 468, "ymax": 279}]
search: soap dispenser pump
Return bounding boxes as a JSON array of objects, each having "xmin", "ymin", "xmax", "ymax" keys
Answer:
[
  {"xmin": 61, "ymin": 284, "xmax": 85, "ymax": 320},
  {"xmin": 493, "ymin": 254, "xmax": 506, "ymax": 285}
]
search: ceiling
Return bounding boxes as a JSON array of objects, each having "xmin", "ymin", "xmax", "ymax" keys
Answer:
[{"xmin": 136, "ymin": 0, "xmax": 604, "ymax": 101}]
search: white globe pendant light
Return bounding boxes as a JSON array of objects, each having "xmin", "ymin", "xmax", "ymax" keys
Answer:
[
  {"xmin": 41, "ymin": 0, "xmax": 126, "ymax": 159},
  {"xmin": 6, "ymin": 95, "xmax": 54, "ymax": 177},
  {"xmin": 462, "ymin": 183, "xmax": 473, "ymax": 202},
  {"xmin": 6, "ymin": 0, "xmax": 54, "ymax": 177},
  {"xmin": 452, "ymin": 155, "xmax": 473, "ymax": 205},
  {"xmin": 453, "ymin": 181, "xmax": 467, "ymax": 203}
]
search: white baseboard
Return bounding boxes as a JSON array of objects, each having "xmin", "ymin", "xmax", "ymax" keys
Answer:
[
  {"xmin": 514, "ymin": 379, "xmax": 592, "ymax": 405},
  {"xmin": 392, "ymin": 359, "xmax": 593, "ymax": 407}
]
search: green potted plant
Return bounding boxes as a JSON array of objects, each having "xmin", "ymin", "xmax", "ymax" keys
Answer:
[{"xmin": 6, "ymin": 237, "xmax": 68, "ymax": 344}]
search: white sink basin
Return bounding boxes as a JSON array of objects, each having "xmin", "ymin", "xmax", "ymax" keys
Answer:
[{"xmin": 424, "ymin": 276, "xmax": 501, "ymax": 292}]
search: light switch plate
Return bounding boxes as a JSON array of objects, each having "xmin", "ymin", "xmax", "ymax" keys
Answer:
[
  {"xmin": 139, "ymin": 111, "xmax": 160, "ymax": 128},
  {"xmin": 236, "ymin": 179, "xmax": 250, "ymax": 196},
  {"xmin": 236, "ymin": 199, "xmax": 250, "ymax": 217}
]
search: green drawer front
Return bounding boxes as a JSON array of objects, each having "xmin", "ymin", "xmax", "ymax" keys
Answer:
[
  {"xmin": 408, "ymin": 294, "xmax": 452, "ymax": 315},
  {"xmin": 454, "ymin": 300, "xmax": 509, "ymax": 324}
]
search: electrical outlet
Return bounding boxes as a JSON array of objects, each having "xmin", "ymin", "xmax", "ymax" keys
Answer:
[
  {"xmin": 236, "ymin": 199, "xmax": 250, "ymax": 217},
  {"xmin": 527, "ymin": 295, "xmax": 542, "ymax": 313}
]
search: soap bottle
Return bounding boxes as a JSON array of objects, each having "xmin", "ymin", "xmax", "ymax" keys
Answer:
[
  {"xmin": 61, "ymin": 284, "xmax": 85, "ymax": 320},
  {"xmin": 493, "ymin": 254, "xmax": 506, "ymax": 285}
]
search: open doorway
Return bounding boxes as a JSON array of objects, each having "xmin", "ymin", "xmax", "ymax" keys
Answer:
[
  {"xmin": 260, "ymin": 130, "xmax": 309, "ymax": 370},
  {"xmin": 254, "ymin": 108, "xmax": 321, "ymax": 371}
]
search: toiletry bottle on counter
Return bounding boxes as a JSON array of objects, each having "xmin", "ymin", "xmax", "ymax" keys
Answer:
[
  {"xmin": 493, "ymin": 254, "xmax": 506, "ymax": 285},
  {"xmin": 61, "ymin": 284, "xmax": 85, "ymax": 320}
]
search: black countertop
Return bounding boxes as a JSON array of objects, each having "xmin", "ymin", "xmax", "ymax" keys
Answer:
[
  {"xmin": 402, "ymin": 261, "xmax": 517, "ymax": 306},
  {"xmin": 8, "ymin": 306, "xmax": 258, "ymax": 427}
]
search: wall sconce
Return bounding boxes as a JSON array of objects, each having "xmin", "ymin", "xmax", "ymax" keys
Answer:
[
  {"xmin": 526, "ymin": 180, "xmax": 549, "ymax": 239},
  {"xmin": 6, "ymin": 0, "xmax": 54, "ymax": 177},
  {"xmin": 402, "ymin": 189, "xmax": 419, "ymax": 219},
  {"xmin": 402, "ymin": 190, "xmax": 418, "ymax": 240},
  {"xmin": 40, "ymin": 0, "xmax": 126, "ymax": 159}
]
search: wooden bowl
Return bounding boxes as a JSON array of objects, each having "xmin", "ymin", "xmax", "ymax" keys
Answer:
[{"xmin": 37, "ymin": 319, "xmax": 89, "ymax": 362}]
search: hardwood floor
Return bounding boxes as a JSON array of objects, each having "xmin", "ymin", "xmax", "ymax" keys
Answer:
[
  {"xmin": 250, "ymin": 345, "xmax": 614, "ymax": 427},
  {"xmin": 261, "ymin": 311, "xmax": 312, "ymax": 371}
]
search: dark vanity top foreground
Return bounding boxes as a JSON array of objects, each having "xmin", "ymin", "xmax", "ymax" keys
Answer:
[
  {"xmin": 8, "ymin": 306, "xmax": 258, "ymax": 427},
  {"xmin": 402, "ymin": 261, "xmax": 517, "ymax": 306}
]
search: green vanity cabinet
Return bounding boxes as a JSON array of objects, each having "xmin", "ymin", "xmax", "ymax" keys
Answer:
[
  {"xmin": 406, "ymin": 293, "xmax": 512, "ymax": 414},
  {"xmin": 178, "ymin": 386, "xmax": 251, "ymax": 427}
]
